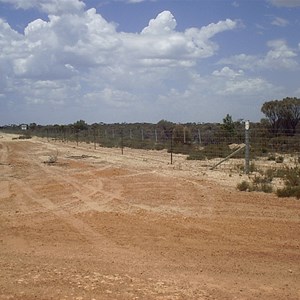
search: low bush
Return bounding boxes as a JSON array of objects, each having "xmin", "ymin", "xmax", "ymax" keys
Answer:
[
  {"xmin": 18, "ymin": 135, "xmax": 32, "ymax": 139},
  {"xmin": 237, "ymin": 181, "xmax": 251, "ymax": 191},
  {"xmin": 276, "ymin": 166, "xmax": 300, "ymax": 199},
  {"xmin": 277, "ymin": 186, "xmax": 300, "ymax": 199},
  {"xmin": 237, "ymin": 175, "xmax": 273, "ymax": 193},
  {"xmin": 284, "ymin": 166, "xmax": 300, "ymax": 186},
  {"xmin": 275, "ymin": 156, "xmax": 284, "ymax": 163}
]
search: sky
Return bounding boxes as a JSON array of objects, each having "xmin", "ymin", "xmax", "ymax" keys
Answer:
[{"xmin": 0, "ymin": 0, "xmax": 300, "ymax": 125}]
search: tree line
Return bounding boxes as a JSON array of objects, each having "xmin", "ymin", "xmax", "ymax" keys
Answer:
[{"xmin": 1, "ymin": 97, "xmax": 300, "ymax": 158}]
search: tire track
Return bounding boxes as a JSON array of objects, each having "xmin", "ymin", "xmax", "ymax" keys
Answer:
[
  {"xmin": 13, "ymin": 179, "xmax": 108, "ymax": 245},
  {"xmin": 37, "ymin": 161, "xmax": 127, "ymax": 214},
  {"xmin": 9, "ymin": 139, "xmax": 126, "ymax": 214}
]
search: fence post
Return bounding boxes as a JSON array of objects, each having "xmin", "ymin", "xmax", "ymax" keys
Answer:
[
  {"xmin": 170, "ymin": 131, "xmax": 173, "ymax": 165},
  {"xmin": 245, "ymin": 121, "xmax": 250, "ymax": 174},
  {"xmin": 121, "ymin": 129, "xmax": 124, "ymax": 155},
  {"xmin": 93, "ymin": 128, "xmax": 96, "ymax": 150},
  {"xmin": 198, "ymin": 129, "xmax": 201, "ymax": 145}
]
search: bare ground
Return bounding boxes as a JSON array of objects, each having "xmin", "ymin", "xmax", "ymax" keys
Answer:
[{"xmin": 0, "ymin": 133, "xmax": 299, "ymax": 300}]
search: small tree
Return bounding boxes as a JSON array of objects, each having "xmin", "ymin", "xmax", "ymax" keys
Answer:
[
  {"xmin": 261, "ymin": 97, "xmax": 300, "ymax": 135},
  {"xmin": 156, "ymin": 119, "xmax": 175, "ymax": 141},
  {"xmin": 73, "ymin": 120, "xmax": 88, "ymax": 131},
  {"xmin": 221, "ymin": 114, "xmax": 235, "ymax": 137},
  {"xmin": 281, "ymin": 97, "xmax": 300, "ymax": 135}
]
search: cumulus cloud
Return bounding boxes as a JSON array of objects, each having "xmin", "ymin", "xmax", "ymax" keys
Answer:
[
  {"xmin": 0, "ymin": 4, "xmax": 265, "ymax": 124},
  {"xmin": 219, "ymin": 39, "xmax": 298, "ymax": 70},
  {"xmin": 212, "ymin": 66, "xmax": 244, "ymax": 78},
  {"xmin": 264, "ymin": 39, "xmax": 297, "ymax": 68},
  {"xmin": 211, "ymin": 67, "xmax": 276, "ymax": 96},
  {"xmin": 1, "ymin": 8, "xmax": 121, "ymax": 80},
  {"xmin": 218, "ymin": 77, "xmax": 275, "ymax": 96},
  {"xmin": 0, "ymin": 9, "xmax": 238, "ymax": 83},
  {"xmin": 142, "ymin": 11, "xmax": 176, "ymax": 35}
]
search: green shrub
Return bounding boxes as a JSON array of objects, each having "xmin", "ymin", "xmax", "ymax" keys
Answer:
[
  {"xmin": 252, "ymin": 175, "xmax": 273, "ymax": 193},
  {"xmin": 237, "ymin": 175, "xmax": 273, "ymax": 193},
  {"xmin": 277, "ymin": 186, "xmax": 300, "ymax": 199},
  {"xmin": 18, "ymin": 134, "xmax": 32, "ymax": 139},
  {"xmin": 284, "ymin": 166, "xmax": 300, "ymax": 187},
  {"xmin": 264, "ymin": 168, "xmax": 275, "ymax": 181},
  {"xmin": 259, "ymin": 182, "xmax": 273, "ymax": 193},
  {"xmin": 249, "ymin": 162, "xmax": 257, "ymax": 173},
  {"xmin": 275, "ymin": 166, "xmax": 300, "ymax": 199},
  {"xmin": 237, "ymin": 181, "xmax": 251, "ymax": 191},
  {"xmin": 275, "ymin": 156, "xmax": 284, "ymax": 163}
]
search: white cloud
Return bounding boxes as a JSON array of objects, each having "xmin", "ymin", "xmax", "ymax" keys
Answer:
[
  {"xmin": 219, "ymin": 77, "xmax": 275, "ymax": 96},
  {"xmin": 1, "ymin": 8, "xmax": 121, "ymax": 80},
  {"xmin": 264, "ymin": 39, "xmax": 298, "ymax": 68},
  {"xmin": 0, "ymin": 9, "xmax": 237, "ymax": 81},
  {"xmin": 219, "ymin": 39, "xmax": 298, "ymax": 70},
  {"xmin": 211, "ymin": 67, "xmax": 276, "ymax": 96},
  {"xmin": 0, "ymin": 5, "xmax": 268, "ymax": 124},
  {"xmin": 154, "ymin": 69, "xmax": 280, "ymax": 122},
  {"xmin": 0, "ymin": 18, "xmax": 21, "ymax": 41},
  {"xmin": 0, "ymin": 0, "xmax": 85, "ymax": 14},
  {"xmin": 212, "ymin": 66, "xmax": 244, "ymax": 78},
  {"xmin": 142, "ymin": 11, "xmax": 177, "ymax": 35},
  {"xmin": 267, "ymin": 0, "xmax": 300, "ymax": 7},
  {"xmin": 127, "ymin": 13, "xmax": 238, "ymax": 66},
  {"xmin": 271, "ymin": 16, "xmax": 289, "ymax": 27},
  {"xmin": 92, "ymin": 88, "xmax": 138, "ymax": 108},
  {"xmin": 187, "ymin": 19, "xmax": 237, "ymax": 41}
]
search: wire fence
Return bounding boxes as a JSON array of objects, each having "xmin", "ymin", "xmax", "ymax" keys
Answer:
[{"xmin": 2, "ymin": 124, "xmax": 300, "ymax": 174}]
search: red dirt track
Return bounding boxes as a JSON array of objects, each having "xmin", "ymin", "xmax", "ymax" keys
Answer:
[{"xmin": 0, "ymin": 134, "xmax": 299, "ymax": 299}]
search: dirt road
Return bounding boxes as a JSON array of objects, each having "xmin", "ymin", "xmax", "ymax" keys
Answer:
[{"xmin": 0, "ymin": 133, "xmax": 299, "ymax": 299}]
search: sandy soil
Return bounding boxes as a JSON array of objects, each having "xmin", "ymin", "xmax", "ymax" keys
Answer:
[{"xmin": 0, "ymin": 133, "xmax": 299, "ymax": 300}]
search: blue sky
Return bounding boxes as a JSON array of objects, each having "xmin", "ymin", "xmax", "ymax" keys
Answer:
[{"xmin": 0, "ymin": 0, "xmax": 300, "ymax": 125}]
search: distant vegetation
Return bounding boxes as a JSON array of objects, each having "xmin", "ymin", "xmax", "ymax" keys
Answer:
[
  {"xmin": 1, "ymin": 97, "xmax": 300, "ymax": 199},
  {"xmin": 2, "ymin": 97, "xmax": 300, "ymax": 156}
]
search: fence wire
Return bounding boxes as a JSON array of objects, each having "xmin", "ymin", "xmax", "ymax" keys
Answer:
[{"xmin": 2, "ymin": 124, "xmax": 300, "ymax": 174}]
